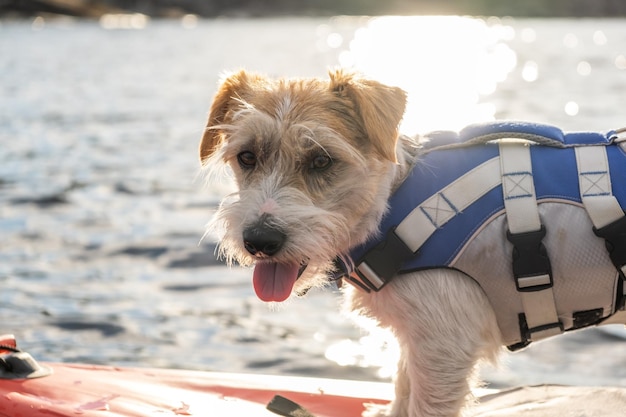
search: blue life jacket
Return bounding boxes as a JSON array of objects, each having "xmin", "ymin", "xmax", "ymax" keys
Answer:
[{"xmin": 335, "ymin": 121, "xmax": 626, "ymax": 350}]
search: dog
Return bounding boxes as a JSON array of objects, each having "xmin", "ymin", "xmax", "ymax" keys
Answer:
[{"xmin": 199, "ymin": 69, "xmax": 626, "ymax": 417}]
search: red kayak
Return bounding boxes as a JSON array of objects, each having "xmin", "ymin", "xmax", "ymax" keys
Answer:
[
  {"xmin": 0, "ymin": 335, "xmax": 392, "ymax": 417},
  {"xmin": 7, "ymin": 335, "xmax": 626, "ymax": 416}
]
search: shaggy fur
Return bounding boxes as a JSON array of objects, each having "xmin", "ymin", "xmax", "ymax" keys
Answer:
[{"xmin": 200, "ymin": 69, "xmax": 502, "ymax": 417}]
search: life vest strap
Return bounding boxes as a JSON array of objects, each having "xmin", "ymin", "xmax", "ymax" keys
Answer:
[
  {"xmin": 345, "ymin": 228, "xmax": 414, "ymax": 292},
  {"xmin": 575, "ymin": 146, "xmax": 626, "ymax": 307},
  {"xmin": 575, "ymin": 146, "xmax": 624, "ymax": 228},
  {"xmin": 343, "ymin": 157, "xmax": 502, "ymax": 292},
  {"xmin": 593, "ymin": 216, "xmax": 626, "ymax": 278},
  {"xmin": 499, "ymin": 142, "xmax": 562, "ymax": 343}
]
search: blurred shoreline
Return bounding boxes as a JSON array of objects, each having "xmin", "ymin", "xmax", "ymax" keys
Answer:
[{"xmin": 2, "ymin": 0, "xmax": 626, "ymax": 19}]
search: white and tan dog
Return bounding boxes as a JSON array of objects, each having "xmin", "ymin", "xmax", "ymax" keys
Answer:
[
  {"xmin": 200, "ymin": 70, "xmax": 626, "ymax": 417},
  {"xmin": 200, "ymin": 69, "xmax": 502, "ymax": 417}
]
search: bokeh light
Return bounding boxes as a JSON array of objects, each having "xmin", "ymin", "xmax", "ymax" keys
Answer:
[{"xmin": 338, "ymin": 16, "xmax": 517, "ymax": 134}]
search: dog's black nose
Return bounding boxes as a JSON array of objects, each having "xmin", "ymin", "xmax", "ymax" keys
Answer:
[{"xmin": 243, "ymin": 226, "xmax": 286, "ymax": 257}]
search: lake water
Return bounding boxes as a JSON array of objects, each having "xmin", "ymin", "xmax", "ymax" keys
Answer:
[{"xmin": 2, "ymin": 15, "xmax": 626, "ymax": 389}]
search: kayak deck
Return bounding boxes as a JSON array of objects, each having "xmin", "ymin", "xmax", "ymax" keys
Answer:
[{"xmin": 0, "ymin": 361, "xmax": 393, "ymax": 417}]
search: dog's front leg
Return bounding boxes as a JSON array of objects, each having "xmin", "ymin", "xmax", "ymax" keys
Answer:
[
  {"xmin": 363, "ymin": 353, "xmax": 411, "ymax": 417},
  {"xmin": 398, "ymin": 270, "xmax": 502, "ymax": 417},
  {"xmin": 353, "ymin": 269, "xmax": 502, "ymax": 417},
  {"xmin": 397, "ymin": 326, "xmax": 477, "ymax": 417}
]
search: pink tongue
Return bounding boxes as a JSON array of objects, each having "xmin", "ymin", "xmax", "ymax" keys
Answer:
[{"xmin": 252, "ymin": 262, "xmax": 300, "ymax": 302}]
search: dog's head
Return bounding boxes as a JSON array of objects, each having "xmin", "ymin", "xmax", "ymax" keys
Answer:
[{"xmin": 200, "ymin": 69, "xmax": 406, "ymax": 302}]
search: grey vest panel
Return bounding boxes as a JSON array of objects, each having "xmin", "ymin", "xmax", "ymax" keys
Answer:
[{"xmin": 452, "ymin": 203, "xmax": 621, "ymax": 348}]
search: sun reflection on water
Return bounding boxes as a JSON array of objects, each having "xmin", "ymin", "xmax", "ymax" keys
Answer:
[
  {"xmin": 323, "ymin": 16, "xmax": 519, "ymax": 378},
  {"xmin": 324, "ymin": 316, "xmax": 399, "ymax": 379},
  {"xmin": 337, "ymin": 16, "xmax": 517, "ymax": 135},
  {"xmin": 322, "ymin": 17, "xmax": 626, "ymax": 382}
]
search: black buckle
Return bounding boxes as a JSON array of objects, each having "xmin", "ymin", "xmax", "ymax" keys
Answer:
[
  {"xmin": 506, "ymin": 225, "xmax": 553, "ymax": 292},
  {"xmin": 346, "ymin": 273, "xmax": 375, "ymax": 293},
  {"xmin": 593, "ymin": 214, "xmax": 626, "ymax": 271},
  {"xmin": 331, "ymin": 257, "xmax": 376, "ymax": 292}
]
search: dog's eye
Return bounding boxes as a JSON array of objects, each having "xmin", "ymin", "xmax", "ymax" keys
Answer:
[
  {"xmin": 310, "ymin": 154, "xmax": 332, "ymax": 171},
  {"xmin": 237, "ymin": 151, "xmax": 257, "ymax": 168}
]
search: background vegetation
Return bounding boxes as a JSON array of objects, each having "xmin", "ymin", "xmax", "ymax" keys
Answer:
[{"xmin": 3, "ymin": 0, "xmax": 626, "ymax": 18}]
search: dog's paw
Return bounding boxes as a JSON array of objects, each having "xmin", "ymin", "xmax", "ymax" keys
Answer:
[
  {"xmin": 362, "ymin": 403, "xmax": 388, "ymax": 417},
  {"xmin": 362, "ymin": 402, "xmax": 400, "ymax": 417}
]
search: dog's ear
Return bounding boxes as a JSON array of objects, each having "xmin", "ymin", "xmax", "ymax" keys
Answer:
[
  {"xmin": 329, "ymin": 69, "xmax": 407, "ymax": 163},
  {"xmin": 200, "ymin": 70, "xmax": 254, "ymax": 164}
]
